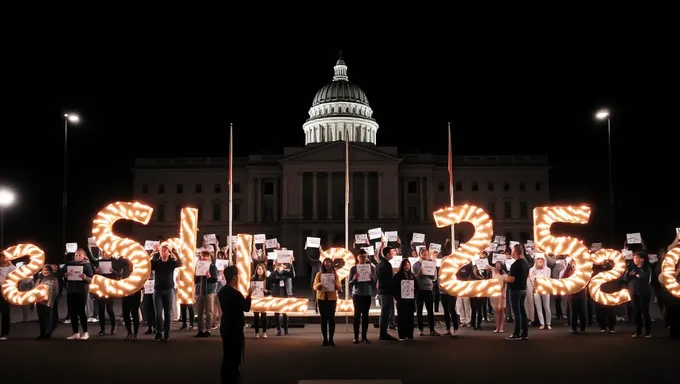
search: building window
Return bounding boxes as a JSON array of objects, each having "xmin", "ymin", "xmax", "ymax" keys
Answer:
[
  {"xmin": 487, "ymin": 182, "xmax": 494, "ymax": 191},
  {"xmin": 158, "ymin": 184, "xmax": 165, "ymax": 194},
  {"xmin": 504, "ymin": 201, "xmax": 512, "ymax": 218},
  {"xmin": 233, "ymin": 203, "xmax": 240, "ymax": 221},
  {"xmin": 196, "ymin": 204, "xmax": 203, "ymax": 220},
  {"xmin": 472, "ymin": 182, "xmax": 478, "ymax": 191},
  {"xmin": 157, "ymin": 205, "xmax": 165, "ymax": 222},
  {"xmin": 437, "ymin": 182, "xmax": 445, "ymax": 191},
  {"xmin": 407, "ymin": 206, "xmax": 418, "ymax": 222},
  {"xmin": 176, "ymin": 184, "xmax": 183, "ymax": 194},
  {"xmin": 487, "ymin": 202, "xmax": 495, "ymax": 218},
  {"xmin": 195, "ymin": 184, "xmax": 202, "ymax": 193},
  {"xmin": 520, "ymin": 202, "xmax": 528, "ymax": 218},
  {"xmin": 535, "ymin": 182, "xmax": 541, "ymax": 191},
  {"xmin": 142, "ymin": 185, "xmax": 148, "ymax": 194},
  {"xmin": 175, "ymin": 206, "xmax": 182, "ymax": 220},
  {"xmin": 455, "ymin": 182, "xmax": 462, "ymax": 191},
  {"xmin": 519, "ymin": 182, "xmax": 526, "ymax": 191},
  {"xmin": 215, "ymin": 184, "xmax": 222, "ymax": 193},
  {"xmin": 213, "ymin": 204, "xmax": 221, "ymax": 221},
  {"xmin": 264, "ymin": 182, "xmax": 274, "ymax": 195},
  {"xmin": 234, "ymin": 183, "xmax": 241, "ymax": 193},
  {"xmin": 407, "ymin": 181, "xmax": 418, "ymax": 194},
  {"xmin": 503, "ymin": 182, "xmax": 509, "ymax": 192}
]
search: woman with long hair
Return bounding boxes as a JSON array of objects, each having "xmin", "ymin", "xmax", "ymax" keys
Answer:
[
  {"xmin": 393, "ymin": 259, "xmax": 419, "ymax": 341},
  {"xmin": 490, "ymin": 261, "xmax": 508, "ymax": 333},
  {"xmin": 62, "ymin": 248, "xmax": 94, "ymax": 340},
  {"xmin": 313, "ymin": 258, "xmax": 341, "ymax": 346},
  {"xmin": 251, "ymin": 263, "xmax": 270, "ymax": 338},
  {"xmin": 34, "ymin": 265, "xmax": 61, "ymax": 339}
]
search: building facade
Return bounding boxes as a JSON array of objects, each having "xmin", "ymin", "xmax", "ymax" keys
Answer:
[{"xmin": 132, "ymin": 57, "xmax": 550, "ymax": 276}]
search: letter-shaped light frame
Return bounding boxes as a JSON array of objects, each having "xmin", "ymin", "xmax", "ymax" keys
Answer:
[
  {"xmin": 319, "ymin": 247, "xmax": 356, "ymax": 312},
  {"xmin": 175, "ymin": 207, "xmax": 198, "ymax": 304},
  {"xmin": 236, "ymin": 234, "xmax": 308, "ymax": 313},
  {"xmin": 90, "ymin": 202, "xmax": 153, "ymax": 298},
  {"xmin": 1, "ymin": 244, "xmax": 49, "ymax": 305},
  {"xmin": 588, "ymin": 249, "xmax": 631, "ymax": 305},
  {"xmin": 533, "ymin": 205, "xmax": 593, "ymax": 295},
  {"xmin": 434, "ymin": 205, "xmax": 501, "ymax": 297},
  {"xmin": 659, "ymin": 246, "xmax": 680, "ymax": 298}
]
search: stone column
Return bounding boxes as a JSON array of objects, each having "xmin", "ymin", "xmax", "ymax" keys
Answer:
[
  {"xmin": 427, "ymin": 176, "xmax": 434, "ymax": 221},
  {"xmin": 327, "ymin": 172, "xmax": 332, "ymax": 219},
  {"xmin": 393, "ymin": 174, "xmax": 399, "ymax": 218},
  {"xmin": 378, "ymin": 172, "xmax": 383, "ymax": 219},
  {"xmin": 363, "ymin": 172, "xmax": 369, "ymax": 219},
  {"xmin": 312, "ymin": 172, "xmax": 318, "ymax": 220},
  {"xmin": 282, "ymin": 174, "xmax": 288, "ymax": 219},
  {"xmin": 248, "ymin": 177, "xmax": 255, "ymax": 222},
  {"xmin": 273, "ymin": 178, "xmax": 279, "ymax": 222},
  {"xmin": 419, "ymin": 177, "xmax": 425, "ymax": 221},
  {"xmin": 298, "ymin": 172, "xmax": 304, "ymax": 219},
  {"xmin": 256, "ymin": 179, "xmax": 262, "ymax": 223},
  {"xmin": 402, "ymin": 178, "xmax": 408, "ymax": 220}
]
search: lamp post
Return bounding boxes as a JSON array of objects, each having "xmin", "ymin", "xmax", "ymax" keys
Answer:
[
  {"xmin": 0, "ymin": 188, "xmax": 16, "ymax": 250},
  {"xmin": 595, "ymin": 109, "xmax": 614, "ymax": 242},
  {"xmin": 63, "ymin": 113, "xmax": 80, "ymax": 248}
]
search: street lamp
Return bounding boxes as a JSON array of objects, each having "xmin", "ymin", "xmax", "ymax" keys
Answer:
[
  {"xmin": 595, "ymin": 108, "xmax": 614, "ymax": 243},
  {"xmin": 63, "ymin": 113, "xmax": 80, "ymax": 249},
  {"xmin": 0, "ymin": 188, "xmax": 16, "ymax": 249}
]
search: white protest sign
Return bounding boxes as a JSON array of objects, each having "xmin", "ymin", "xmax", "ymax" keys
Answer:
[
  {"xmin": 509, "ymin": 241, "xmax": 519, "ymax": 249},
  {"xmin": 355, "ymin": 234, "xmax": 368, "ymax": 245},
  {"xmin": 267, "ymin": 252, "xmax": 277, "ymax": 260},
  {"xmin": 357, "ymin": 264, "xmax": 372, "ymax": 282},
  {"xmin": 494, "ymin": 236, "xmax": 506, "ymax": 245},
  {"xmin": 143, "ymin": 280, "xmax": 154, "ymax": 294},
  {"xmin": 254, "ymin": 234, "xmax": 266, "ymax": 244},
  {"xmin": 648, "ymin": 254, "xmax": 658, "ymax": 263},
  {"xmin": 401, "ymin": 280, "xmax": 415, "ymax": 299},
  {"xmin": 195, "ymin": 260, "xmax": 211, "ymax": 276},
  {"xmin": 429, "ymin": 243, "xmax": 442, "ymax": 252},
  {"xmin": 87, "ymin": 237, "xmax": 97, "ymax": 247},
  {"xmin": 203, "ymin": 234, "xmax": 217, "ymax": 245},
  {"xmin": 505, "ymin": 259, "xmax": 515, "ymax": 270},
  {"xmin": 676, "ymin": 228, "xmax": 680, "ymax": 237},
  {"xmin": 251, "ymin": 281, "xmax": 265, "ymax": 298},
  {"xmin": 362, "ymin": 246, "xmax": 374, "ymax": 256},
  {"xmin": 66, "ymin": 265, "xmax": 83, "ymax": 280},
  {"xmin": 276, "ymin": 250, "xmax": 293, "ymax": 264},
  {"xmin": 412, "ymin": 233, "xmax": 425, "ymax": 243},
  {"xmin": 374, "ymin": 242, "xmax": 382, "ymax": 254},
  {"xmin": 626, "ymin": 233, "xmax": 642, "ymax": 244},
  {"xmin": 65, "ymin": 243, "xmax": 78, "ymax": 253},
  {"xmin": 98, "ymin": 261, "xmax": 112, "ymax": 274},
  {"xmin": 144, "ymin": 240, "xmax": 159, "ymax": 251},
  {"xmin": 368, "ymin": 228, "xmax": 382, "ymax": 240},
  {"xmin": 389, "ymin": 255, "xmax": 402, "ymax": 269},
  {"xmin": 385, "ymin": 231, "xmax": 398, "ymax": 242},
  {"xmin": 485, "ymin": 243, "xmax": 498, "ymax": 252},
  {"xmin": 321, "ymin": 273, "xmax": 336, "ymax": 292},
  {"xmin": 591, "ymin": 242, "xmax": 603, "ymax": 251},
  {"xmin": 476, "ymin": 259, "xmax": 490, "ymax": 270},
  {"xmin": 421, "ymin": 260, "xmax": 436, "ymax": 276},
  {"xmin": 265, "ymin": 238, "xmax": 278, "ymax": 249},
  {"xmin": 492, "ymin": 253, "xmax": 506, "ymax": 264},
  {"xmin": 622, "ymin": 249, "xmax": 633, "ymax": 260},
  {"xmin": 306, "ymin": 237, "xmax": 321, "ymax": 248},
  {"xmin": 215, "ymin": 259, "xmax": 230, "ymax": 271},
  {"xmin": 436, "ymin": 258, "xmax": 442, "ymax": 267},
  {"xmin": 526, "ymin": 240, "xmax": 534, "ymax": 246}
]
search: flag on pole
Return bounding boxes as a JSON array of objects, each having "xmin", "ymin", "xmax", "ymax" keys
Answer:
[
  {"xmin": 228, "ymin": 123, "xmax": 233, "ymax": 262},
  {"xmin": 448, "ymin": 122, "xmax": 455, "ymax": 248}
]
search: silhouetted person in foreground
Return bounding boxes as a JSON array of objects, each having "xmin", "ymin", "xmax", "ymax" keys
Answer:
[{"xmin": 218, "ymin": 266, "xmax": 251, "ymax": 384}]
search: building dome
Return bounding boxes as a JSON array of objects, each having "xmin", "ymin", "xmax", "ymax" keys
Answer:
[{"xmin": 303, "ymin": 57, "xmax": 379, "ymax": 145}]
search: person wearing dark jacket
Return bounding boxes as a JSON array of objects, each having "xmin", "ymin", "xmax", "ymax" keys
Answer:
[
  {"xmin": 271, "ymin": 258, "xmax": 295, "ymax": 336},
  {"xmin": 377, "ymin": 246, "xmax": 397, "ymax": 341},
  {"xmin": 120, "ymin": 258, "xmax": 142, "ymax": 340},
  {"xmin": 349, "ymin": 249, "xmax": 376, "ymax": 343},
  {"xmin": 593, "ymin": 261, "xmax": 617, "ymax": 333},
  {"xmin": 34, "ymin": 265, "xmax": 61, "ymax": 339},
  {"xmin": 94, "ymin": 253, "xmax": 124, "ymax": 336},
  {"xmin": 563, "ymin": 260, "xmax": 587, "ymax": 334},
  {"xmin": 218, "ymin": 266, "xmax": 252, "ymax": 384},
  {"xmin": 150, "ymin": 243, "xmax": 182, "ymax": 342},
  {"xmin": 628, "ymin": 251, "xmax": 652, "ymax": 338},
  {"xmin": 62, "ymin": 248, "xmax": 95, "ymax": 340},
  {"xmin": 393, "ymin": 258, "xmax": 419, "ymax": 340},
  {"xmin": 305, "ymin": 245, "xmax": 321, "ymax": 313},
  {"xmin": 194, "ymin": 250, "xmax": 219, "ymax": 337}
]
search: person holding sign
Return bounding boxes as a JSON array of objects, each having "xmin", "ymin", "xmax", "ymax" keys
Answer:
[
  {"xmin": 348, "ymin": 249, "xmax": 376, "ymax": 344},
  {"xmin": 528, "ymin": 255, "xmax": 552, "ymax": 330},
  {"xmin": 194, "ymin": 251, "xmax": 218, "ymax": 338},
  {"xmin": 94, "ymin": 252, "xmax": 124, "ymax": 337},
  {"xmin": 62, "ymin": 248, "xmax": 94, "ymax": 340},
  {"xmin": 33, "ymin": 265, "xmax": 61, "ymax": 340},
  {"xmin": 313, "ymin": 258, "xmax": 342, "ymax": 346},
  {"xmin": 120, "ymin": 258, "xmax": 142, "ymax": 340},
  {"xmin": 392, "ymin": 259, "xmax": 419, "ymax": 341},
  {"xmin": 218, "ymin": 266, "xmax": 252, "ymax": 384},
  {"xmin": 250, "ymin": 263, "xmax": 270, "ymax": 339},
  {"xmin": 377, "ymin": 246, "xmax": 398, "ymax": 341},
  {"xmin": 150, "ymin": 243, "xmax": 182, "ymax": 342},
  {"xmin": 0, "ymin": 253, "xmax": 16, "ymax": 339},
  {"xmin": 412, "ymin": 248, "xmax": 440, "ymax": 336},
  {"xmin": 271, "ymin": 254, "xmax": 295, "ymax": 336},
  {"xmin": 627, "ymin": 252, "xmax": 652, "ymax": 338},
  {"xmin": 505, "ymin": 244, "xmax": 529, "ymax": 340}
]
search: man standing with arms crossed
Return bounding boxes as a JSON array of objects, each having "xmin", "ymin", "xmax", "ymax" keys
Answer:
[
  {"xmin": 219, "ymin": 266, "xmax": 252, "ymax": 383},
  {"xmin": 377, "ymin": 246, "xmax": 397, "ymax": 341}
]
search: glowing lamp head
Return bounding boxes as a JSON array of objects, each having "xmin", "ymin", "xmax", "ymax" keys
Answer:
[
  {"xmin": 0, "ymin": 189, "xmax": 16, "ymax": 208},
  {"xmin": 595, "ymin": 109, "xmax": 610, "ymax": 120},
  {"xmin": 64, "ymin": 113, "xmax": 80, "ymax": 123}
]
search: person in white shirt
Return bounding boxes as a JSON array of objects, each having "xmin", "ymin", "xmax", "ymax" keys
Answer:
[{"xmin": 529, "ymin": 255, "xmax": 552, "ymax": 329}]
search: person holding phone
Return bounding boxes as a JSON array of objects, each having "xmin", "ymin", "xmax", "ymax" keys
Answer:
[{"xmin": 151, "ymin": 243, "xmax": 182, "ymax": 342}]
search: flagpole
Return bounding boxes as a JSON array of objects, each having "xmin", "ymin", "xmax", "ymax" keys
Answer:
[
  {"xmin": 448, "ymin": 122, "xmax": 455, "ymax": 247},
  {"xmin": 345, "ymin": 126, "xmax": 350, "ymax": 330},
  {"xmin": 228, "ymin": 123, "xmax": 234, "ymax": 264}
]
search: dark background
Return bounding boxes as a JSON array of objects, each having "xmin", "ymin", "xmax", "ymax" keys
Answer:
[{"xmin": 1, "ymin": 25, "xmax": 677, "ymax": 261}]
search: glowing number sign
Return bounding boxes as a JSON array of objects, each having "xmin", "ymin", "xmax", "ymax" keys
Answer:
[
  {"xmin": 588, "ymin": 249, "xmax": 631, "ymax": 305},
  {"xmin": 175, "ymin": 207, "xmax": 198, "ymax": 304},
  {"xmin": 659, "ymin": 246, "xmax": 680, "ymax": 298},
  {"xmin": 433, "ymin": 205, "xmax": 501, "ymax": 297},
  {"xmin": 1, "ymin": 244, "xmax": 49, "ymax": 305}
]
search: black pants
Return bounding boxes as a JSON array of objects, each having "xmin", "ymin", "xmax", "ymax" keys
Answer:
[
  {"xmin": 0, "ymin": 296, "xmax": 11, "ymax": 336},
  {"xmin": 416, "ymin": 290, "xmax": 435, "ymax": 332},
  {"xmin": 632, "ymin": 293, "xmax": 651, "ymax": 336},
  {"xmin": 441, "ymin": 295, "xmax": 459, "ymax": 331},
  {"xmin": 595, "ymin": 303, "xmax": 616, "ymax": 330},
  {"xmin": 181, "ymin": 304, "xmax": 194, "ymax": 327},
  {"xmin": 122, "ymin": 291, "xmax": 142, "ymax": 334},
  {"xmin": 37, "ymin": 303, "xmax": 54, "ymax": 336},
  {"xmin": 352, "ymin": 295, "xmax": 371, "ymax": 339},
  {"xmin": 275, "ymin": 313, "xmax": 288, "ymax": 331},
  {"xmin": 153, "ymin": 289, "xmax": 173, "ymax": 335},
  {"xmin": 585, "ymin": 291, "xmax": 594, "ymax": 325},
  {"xmin": 319, "ymin": 300, "xmax": 337, "ymax": 341},
  {"xmin": 554, "ymin": 295, "xmax": 563, "ymax": 318},
  {"xmin": 98, "ymin": 297, "xmax": 116, "ymax": 332},
  {"xmin": 569, "ymin": 297, "xmax": 586, "ymax": 331},
  {"xmin": 221, "ymin": 333, "xmax": 244, "ymax": 384},
  {"xmin": 397, "ymin": 300, "xmax": 415, "ymax": 339},
  {"xmin": 433, "ymin": 287, "xmax": 441, "ymax": 312},
  {"xmin": 143, "ymin": 293, "xmax": 155, "ymax": 329},
  {"xmin": 667, "ymin": 303, "xmax": 680, "ymax": 339},
  {"xmin": 67, "ymin": 292, "xmax": 88, "ymax": 333},
  {"xmin": 470, "ymin": 297, "xmax": 485, "ymax": 328},
  {"xmin": 52, "ymin": 297, "xmax": 61, "ymax": 331},
  {"xmin": 378, "ymin": 294, "xmax": 395, "ymax": 337},
  {"xmin": 253, "ymin": 313, "xmax": 267, "ymax": 333}
]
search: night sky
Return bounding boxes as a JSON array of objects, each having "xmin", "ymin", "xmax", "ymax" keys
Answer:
[{"xmin": 2, "ymin": 30, "xmax": 677, "ymax": 260}]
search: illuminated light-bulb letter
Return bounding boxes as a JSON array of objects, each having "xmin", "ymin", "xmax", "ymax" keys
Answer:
[
  {"xmin": 588, "ymin": 249, "xmax": 631, "ymax": 305},
  {"xmin": 90, "ymin": 202, "xmax": 153, "ymax": 298},
  {"xmin": 533, "ymin": 205, "xmax": 593, "ymax": 295},
  {"xmin": 1, "ymin": 244, "xmax": 49, "ymax": 305},
  {"xmin": 175, "ymin": 207, "xmax": 198, "ymax": 304},
  {"xmin": 433, "ymin": 205, "xmax": 501, "ymax": 297},
  {"xmin": 659, "ymin": 246, "xmax": 680, "ymax": 298},
  {"xmin": 236, "ymin": 234, "xmax": 308, "ymax": 313},
  {"xmin": 320, "ymin": 247, "xmax": 356, "ymax": 312}
]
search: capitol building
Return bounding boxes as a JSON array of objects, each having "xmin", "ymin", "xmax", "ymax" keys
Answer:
[{"xmin": 132, "ymin": 57, "xmax": 550, "ymax": 276}]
